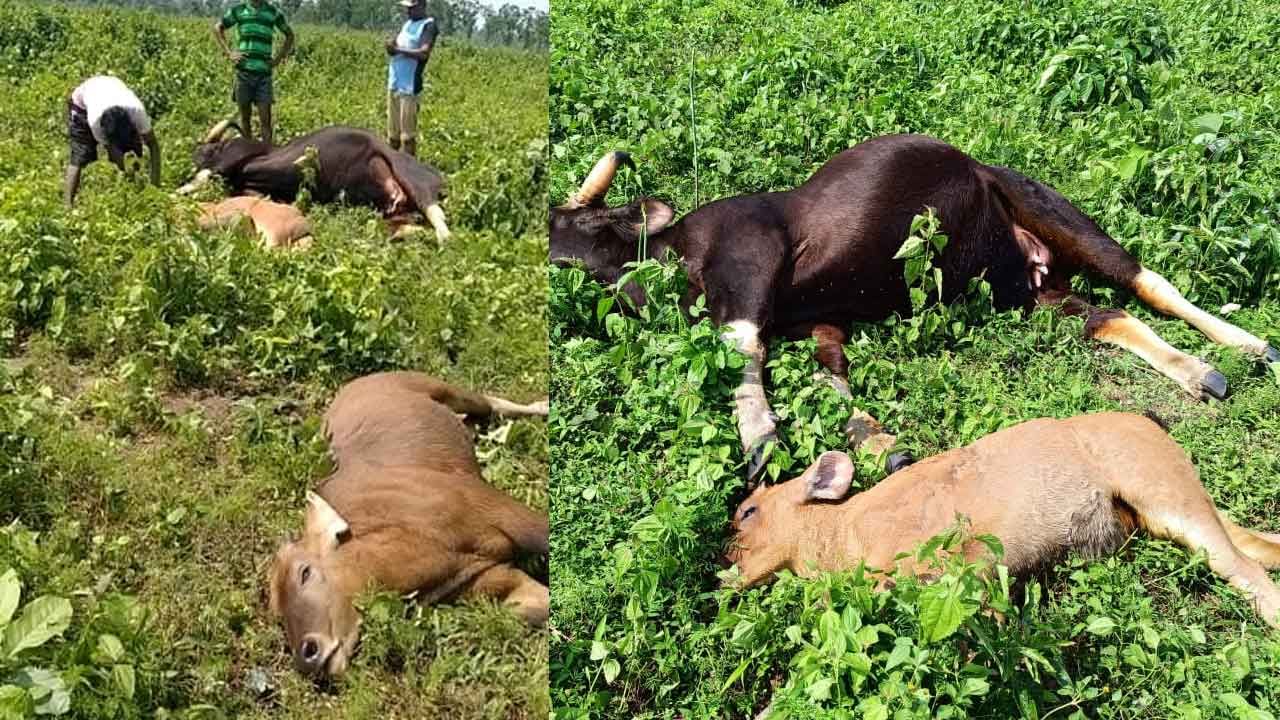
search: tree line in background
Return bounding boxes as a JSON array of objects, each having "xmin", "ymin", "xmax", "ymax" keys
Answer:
[{"xmin": 62, "ymin": 0, "xmax": 548, "ymax": 48}]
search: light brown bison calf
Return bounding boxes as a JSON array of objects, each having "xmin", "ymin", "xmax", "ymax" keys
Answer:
[
  {"xmin": 268, "ymin": 372, "xmax": 549, "ymax": 678},
  {"xmin": 726, "ymin": 412, "xmax": 1280, "ymax": 628},
  {"xmin": 197, "ymin": 196, "xmax": 313, "ymax": 250}
]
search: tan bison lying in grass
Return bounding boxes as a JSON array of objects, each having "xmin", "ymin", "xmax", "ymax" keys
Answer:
[
  {"xmin": 268, "ymin": 372, "xmax": 549, "ymax": 678},
  {"xmin": 726, "ymin": 412, "xmax": 1280, "ymax": 628}
]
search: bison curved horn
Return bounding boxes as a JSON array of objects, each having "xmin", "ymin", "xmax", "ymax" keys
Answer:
[
  {"xmin": 203, "ymin": 119, "xmax": 235, "ymax": 144},
  {"xmin": 568, "ymin": 151, "xmax": 635, "ymax": 208}
]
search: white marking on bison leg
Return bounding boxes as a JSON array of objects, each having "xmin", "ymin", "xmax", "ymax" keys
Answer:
[
  {"xmin": 1089, "ymin": 312, "xmax": 1227, "ymax": 400},
  {"xmin": 426, "ymin": 203, "xmax": 452, "ymax": 243},
  {"xmin": 1134, "ymin": 268, "xmax": 1271, "ymax": 357},
  {"xmin": 723, "ymin": 321, "xmax": 777, "ymax": 452},
  {"xmin": 176, "ymin": 169, "xmax": 213, "ymax": 196},
  {"xmin": 485, "ymin": 395, "xmax": 549, "ymax": 418}
]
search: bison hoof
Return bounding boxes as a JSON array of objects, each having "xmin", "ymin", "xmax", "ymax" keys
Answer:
[
  {"xmin": 1266, "ymin": 345, "xmax": 1280, "ymax": 364},
  {"xmin": 885, "ymin": 452, "xmax": 915, "ymax": 474},
  {"xmin": 744, "ymin": 433, "xmax": 779, "ymax": 483},
  {"xmin": 843, "ymin": 410, "xmax": 885, "ymax": 447},
  {"xmin": 1199, "ymin": 369, "xmax": 1228, "ymax": 401}
]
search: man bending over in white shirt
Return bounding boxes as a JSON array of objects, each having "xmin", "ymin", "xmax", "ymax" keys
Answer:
[{"xmin": 65, "ymin": 75, "xmax": 162, "ymax": 206}]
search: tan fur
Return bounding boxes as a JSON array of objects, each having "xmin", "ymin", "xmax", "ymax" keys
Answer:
[
  {"xmin": 1133, "ymin": 268, "xmax": 1269, "ymax": 356},
  {"xmin": 1089, "ymin": 312, "xmax": 1220, "ymax": 398},
  {"xmin": 727, "ymin": 412, "xmax": 1280, "ymax": 628},
  {"xmin": 197, "ymin": 196, "xmax": 313, "ymax": 250},
  {"xmin": 269, "ymin": 372, "xmax": 549, "ymax": 677}
]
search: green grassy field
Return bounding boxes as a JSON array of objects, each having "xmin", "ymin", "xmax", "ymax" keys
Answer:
[
  {"xmin": 0, "ymin": 1, "xmax": 548, "ymax": 717},
  {"xmin": 549, "ymin": 0, "xmax": 1280, "ymax": 717}
]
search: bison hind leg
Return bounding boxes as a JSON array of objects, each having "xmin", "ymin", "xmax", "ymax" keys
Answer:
[
  {"xmin": 369, "ymin": 155, "xmax": 410, "ymax": 216},
  {"xmin": 1041, "ymin": 291, "xmax": 1228, "ymax": 401},
  {"xmin": 796, "ymin": 322, "xmax": 900, "ymax": 462},
  {"xmin": 1133, "ymin": 499, "xmax": 1280, "ymax": 628},
  {"xmin": 466, "ymin": 565, "xmax": 548, "ymax": 627}
]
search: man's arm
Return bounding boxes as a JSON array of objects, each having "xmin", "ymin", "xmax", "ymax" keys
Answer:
[
  {"xmin": 214, "ymin": 22, "xmax": 244, "ymax": 63},
  {"xmin": 395, "ymin": 43, "xmax": 433, "ymax": 61},
  {"xmin": 395, "ymin": 27, "xmax": 435, "ymax": 61},
  {"xmin": 144, "ymin": 131, "xmax": 161, "ymax": 187},
  {"xmin": 272, "ymin": 21, "xmax": 295, "ymax": 67}
]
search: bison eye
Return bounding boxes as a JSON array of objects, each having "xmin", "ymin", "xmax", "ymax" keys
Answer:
[
  {"xmin": 742, "ymin": 506, "xmax": 757, "ymax": 521},
  {"xmin": 299, "ymin": 565, "xmax": 312, "ymax": 585}
]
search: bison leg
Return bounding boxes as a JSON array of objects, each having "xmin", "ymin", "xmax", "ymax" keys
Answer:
[
  {"xmin": 425, "ymin": 202, "xmax": 452, "ymax": 243},
  {"xmin": 723, "ymin": 320, "xmax": 779, "ymax": 483},
  {"xmin": 466, "ymin": 565, "xmax": 549, "ymax": 627},
  {"xmin": 369, "ymin": 155, "xmax": 410, "ymax": 215},
  {"xmin": 1126, "ymin": 495, "xmax": 1280, "ymax": 627},
  {"xmin": 176, "ymin": 168, "xmax": 215, "ymax": 196},
  {"xmin": 1131, "ymin": 268, "xmax": 1278, "ymax": 364},
  {"xmin": 805, "ymin": 324, "xmax": 901, "ymax": 464},
  {"xmin": 1044, "ymin": 292, "xmax": 1227, "ymax": 400}
]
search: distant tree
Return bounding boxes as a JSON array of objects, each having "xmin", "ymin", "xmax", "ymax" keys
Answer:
[{"xmin": 57, "ymin": 0, "xmax": 547, "ymax": 48}]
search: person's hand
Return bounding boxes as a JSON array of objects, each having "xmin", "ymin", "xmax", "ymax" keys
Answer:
[
  {"xmin": 385, "ymin": 38, "xmax": 397, "ymax": 54},
  {"xmin": 228, "ymin": 50, "xmax": 245, "ymax": 63},
  {"xmin": 271, "ymin": 54, "xmax": 286, "ymax": 68}
]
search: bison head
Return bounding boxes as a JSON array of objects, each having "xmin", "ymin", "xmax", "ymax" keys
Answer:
[
  {"xmin": 268, "ymin": 492, "xmax": 362, "ymax": 679},
  {"xmin": 179, "ymin": 120, "xmax": 269, "ymax": 195},
  {"xmin": 549, "ymin": 151, "xmax": 675, "ymax": 287},
  {"xmin": 724, "ymin": 451, "xmax": 856, "ymax": 588}
]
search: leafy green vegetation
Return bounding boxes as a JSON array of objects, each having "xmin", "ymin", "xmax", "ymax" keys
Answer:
[
  {"xmin": 1, "ymin": 1, "xmax": 547, "ymax": 717},
  {"xmin": 549, "ymin": 0, "xmax": 1280, "ymax": 716}
]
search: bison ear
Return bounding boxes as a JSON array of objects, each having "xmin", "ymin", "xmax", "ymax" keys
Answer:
[
  {"xmin": 634, "ymin": 199, "xmax": 674, "ymax": 237},
  {"xmin": 304, "ymin": 491, "xmax": 350, "ymax": 552},
  {"xmin": 611, "ymin": 199, "xmax": 674, "ymax": 238},
  {"xmin": 800, "ymin": 451, "xmax": 855, "ymax": 502}
]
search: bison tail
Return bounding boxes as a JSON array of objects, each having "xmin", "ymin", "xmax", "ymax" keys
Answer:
[{"xmin": 982, "ymin": 164, "xmax": 1141, "ymax": 287}]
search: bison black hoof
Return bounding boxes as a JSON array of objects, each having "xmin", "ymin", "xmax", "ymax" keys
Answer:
[
  {"xmin": 745, "ymin": 434, "xmax": 778, "ymax": 484},
  {"xmin": 1200, "ymin": 370, "xmax": 1228, "ymax": 401},
  {"xmin": 885, "ymin": 452, "xmax": 915, "ymax": 474},
  {"xmin": 1266, "ymin": 345, "xmax": 1280, "ymax": 364}
]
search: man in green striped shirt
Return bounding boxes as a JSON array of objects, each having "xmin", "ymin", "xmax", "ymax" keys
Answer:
[{"xmin": 214, "ymin": 0, "xmax": 295, "ymax": 146}]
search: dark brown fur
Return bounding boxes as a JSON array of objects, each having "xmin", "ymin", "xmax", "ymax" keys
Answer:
[
  {"xmin": 553, "ymin": 136, "xmax": 1147, "ymax": 350},
  {"xmin": 191, "ymin": 125, "xmax": 446, "ymax": 227}
]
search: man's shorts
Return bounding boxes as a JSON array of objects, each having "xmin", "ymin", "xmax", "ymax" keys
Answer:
[
  {"xmin": 387, "ymin": 92, "xmax": 420, "ymax": 144},
  {"xmin": 67, "ymin": 99, "xmax": 98, "ymax": 167},
  {"xmin": 233, "ymin": 69, "xmax": 273, "ymax": 106}
]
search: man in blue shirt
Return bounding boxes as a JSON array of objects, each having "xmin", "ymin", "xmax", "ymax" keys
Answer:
[{"xmin": 385, "ymin": 0, "xmax": 438, "ymax": 158}]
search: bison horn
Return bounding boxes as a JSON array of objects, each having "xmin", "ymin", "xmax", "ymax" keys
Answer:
[
  {"xmin": 568, "ymin": 151, "xmax": 634, "ymax": 208},
  {"xmin": 203, "ymin": 119, "xmax": 235, "ymax": 144}
]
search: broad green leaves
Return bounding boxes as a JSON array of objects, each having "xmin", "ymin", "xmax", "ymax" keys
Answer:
[
  {"xmin": 0, "ymin": 566, "xmax": 73, "ymax": 718},
  {"xmin": 917, "ymin": 579, "xmax": 974, "ymax": 644},
  {"xmin": 1, "ymin": 598, "xmax": 71, "ymax": 660},
  {"xmin": 0, "ymin": 572, "xmax": 20, "ymax": 629}
]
